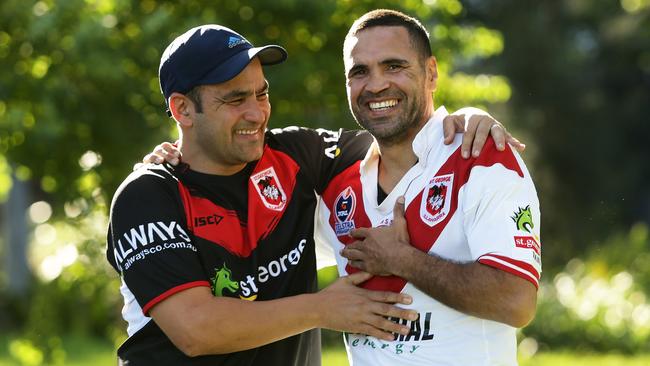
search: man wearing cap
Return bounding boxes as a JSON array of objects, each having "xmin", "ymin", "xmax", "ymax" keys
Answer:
[{"xmin": 107, "ymin": 24, "xmax": 422, "ymax": 365}]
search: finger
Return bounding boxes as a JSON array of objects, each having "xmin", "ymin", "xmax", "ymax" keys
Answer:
[
  {"xmin": 347, "ymin": 259, "xmax": 365, "ymax": 271},
  {"xmin": 356, "ymin": 324, "xmax": 398, "ymax": 342},
  {"xmin": 461, "ymin": 115, "xmax": 479, "ymax": 159},
  {"xmin": 506, "ymin": 133, "xmax": 526, "ymax": 152},
  {"xmin": 363, "ymin": 289, "xmax": 413, "ymax": 306},
  {"xmin": 442, "ymin": 115, "xmax": 463, "ymax": 145},
  {"xmin": 142, "ymin": 153, "xmax": 163, "ymax": 164},
  {"xmin": 155, "ymin": 148, "xmax": 179, "ymax": 165},
  {"xmin": 364, "ymin": 314, "xmax": 412, "ymax": 337},
  {"xmin": 488, "ymin": 123, "xmax": 506, "ymax": 151},
  {"xmin": 393, "ymin": 196, "xmax": 410, "ymax": 242},
  {"xmin": 469, "ymin": 115, "xmax": 491, "ymax": 157},
  {"xmin": 393, "ymin": 196, "xmax": 406, "ymax": 221},
  {"xmin": 344, "ymin": 271, "xmax": 373, "ymax": 285},
  {"xmin": 349, "ymin": 227, "xmax": 369, "ymax": 239},
  {"xmin": 160, "ymin": 142, "xmax": 181, "ymax": 158},
  {"xmin": 368, "ymin": 303, "xmax": 418, "ymax": 325},
  {"xmin": 340, "ymin": 247, "xmax": 365, "ymax": 261}
]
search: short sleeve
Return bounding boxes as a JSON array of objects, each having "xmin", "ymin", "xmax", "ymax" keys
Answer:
[
  {"xmin": 107, "ymin": 169, "xmax": 210, "ymax": 315},
  {"xmin": 462, "ymin": 153, "xmax": 542, "ymax": 288}
]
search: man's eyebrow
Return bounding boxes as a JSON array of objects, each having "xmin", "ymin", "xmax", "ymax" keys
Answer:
[
  {"xmin": 216, "ymin": 80, "xmax": 270, "ymax": 101},
  {"xmin": 348, "ymin": 63, "xmax": 367, "ymax": 76},
  {"xmin": 380, "ymin": 58, "xmax": 409, "ymax": 66}
]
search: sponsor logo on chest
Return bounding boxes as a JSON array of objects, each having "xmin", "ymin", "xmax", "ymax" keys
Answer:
[
  {"xmin": 210, "ymin": 239, "xmax": 307, "ymax": 301},
  {"xmin": 420, "ymin": 173, "xmax": 454, "ymax": 227},
  {"xmin": 334, "ymin": 186, "xmax": 357, "ymax": 236},
  {"xmin": 251, "ymin": 167, "xmax": 287, "ymax": 211}
]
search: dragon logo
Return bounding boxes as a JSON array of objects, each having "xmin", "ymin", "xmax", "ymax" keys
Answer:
[
  {"xmin": 420, "ymin": 173, "xmax": 453, "ymax": 227},
  {"xmin": 210, "ymin": 264, "xmax": 239, "ymax": 297},
  {"xmin": 511, "ymin": 205, "xmax": 534, "ymax": 233},
  {"xmin": 251, "ymin": 167, "xmax": 287, "ymax": 211}
]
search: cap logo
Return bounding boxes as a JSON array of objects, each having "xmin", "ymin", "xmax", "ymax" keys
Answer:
[{"xmin": 228, "ymin": 36, "xmax": 246, "ymax": 48}]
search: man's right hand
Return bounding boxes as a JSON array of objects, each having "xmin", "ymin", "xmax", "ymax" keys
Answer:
[
  {"xmin": 314, "ymin": 271, "xmax": 417, "ymax": 341},
  {"xmin": 143, "ymin": 141, "xmax": 181, "ymax": 165}
]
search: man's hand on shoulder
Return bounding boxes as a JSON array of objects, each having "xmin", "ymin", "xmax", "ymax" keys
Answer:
[
  {"xmin": 442, "ymin": 107, "xmax": 526, "ymax": 159},
  {"xmin": 135, "ymin": 142, "xmax": 182, "ymax": 170}
]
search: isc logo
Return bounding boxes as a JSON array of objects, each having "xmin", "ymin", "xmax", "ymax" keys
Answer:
[{"xmin": 194, "ymin": 214, "xmax": 224, "ymax": 227}]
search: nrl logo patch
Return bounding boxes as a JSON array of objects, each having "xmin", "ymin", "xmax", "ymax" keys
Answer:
[
  {"xmin": 420, "ymin": 173, "xmax": 454, "ymax": 227},
  {"xmin": 251, "ymin": 167, "xmax": 286, "ymax": 211},
  {"xmin": 334, "ymin": 186, "xmax": 356, "ymax": 236}
]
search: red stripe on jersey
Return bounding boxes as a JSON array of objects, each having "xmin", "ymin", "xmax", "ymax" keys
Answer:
[
  {"xmin": 142, "ymin": 280, "xmax": 210, "ymax": 315},
  {"xmin": 323, "ymin": 137, "xmax": 526, "ymax": 293},
  {"xmin": 247, "ymin": 147, "xmax": 299, "ymax": 247},
  {"xmin": 322, "ymin": 162, "xmax": 405, "ymax": 292},
  {"xmin": 177, "ymin": 147, "xmax": 299, "ymax": 257},
  {"xmin": 478, "ymin": 254, "xmax": 540, "ymax": 288},
  {"xmin": 177, "ymin": 182, "xmax": 248, "ymax": 255}
]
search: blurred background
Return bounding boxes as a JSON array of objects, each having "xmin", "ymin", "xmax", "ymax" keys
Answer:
[{"xmin": 0, "ymin": 0, "xmax": 648, "ymax": 365}]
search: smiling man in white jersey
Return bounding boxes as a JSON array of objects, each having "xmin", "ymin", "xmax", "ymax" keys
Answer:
[{"xmin": 316, "ymin": 9, "xmax": 541, "ymax": 365}]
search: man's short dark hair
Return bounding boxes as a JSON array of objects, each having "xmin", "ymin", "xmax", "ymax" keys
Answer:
[
  {"xmin": 185, "ymin": 85, "xmax": 204, "ymax": 113},
  {"xmin": 345, "ymin": 9, "xmax": 432, "ymax": 62}
]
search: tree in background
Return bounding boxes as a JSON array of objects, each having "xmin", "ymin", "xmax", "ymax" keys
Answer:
[
  {"xmin": 465, "ymin": 0, "xmax": 650, "ymax": 269},
  {"xmin": 0, "ymin": 0, "xmax": 508, "ymax": 363}
]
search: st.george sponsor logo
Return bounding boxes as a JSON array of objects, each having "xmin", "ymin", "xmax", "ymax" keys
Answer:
[
  {"xmin": 113, "ymin": 221, "xmax": 194, "ymax": 271},
  {"xmin": 215, "ymin": 239, "xmax": 308, "ymax": 301},
  {"xmin": 514, "ymin": 236, "xmax": 540, "ymax": 255},
  {"xmin": 511, "ymin": 205, "xmax": 542, "ymax": 258}
]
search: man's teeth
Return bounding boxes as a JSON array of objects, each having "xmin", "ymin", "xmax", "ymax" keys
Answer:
[
  {"xmin": 369, "ymin": 100, "xmax": 398, "ymax": 111},
  {"xmin": 236, "ymin": 129, "xmax": 258, "ymax": 135}
]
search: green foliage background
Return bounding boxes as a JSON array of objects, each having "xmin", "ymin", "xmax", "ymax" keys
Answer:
[{"xmin": 0, "ymin": 0, "xmax": 648, "ymax": 364}]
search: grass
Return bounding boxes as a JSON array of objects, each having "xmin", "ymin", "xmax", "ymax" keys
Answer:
[
  {"xmin": 2, "ymin": 334, "xmax": 650, "ymax": 365},
  {"xmin": 0, "ymin": 334, "xmax": 115, "ymax": 366}
]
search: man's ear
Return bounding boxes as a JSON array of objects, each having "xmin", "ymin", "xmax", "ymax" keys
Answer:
[
  {"xmin": 426, "ymin": 56, "xmax": 438, "ymax": 92},
  {"xmin": 168, "ymin": 93, "xmax": 194, "ymax": 127}
]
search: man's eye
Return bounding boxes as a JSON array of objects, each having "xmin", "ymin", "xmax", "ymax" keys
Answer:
[
  {"xmin": 387, "ymin": 64, "xmax": 403, "ymax": 71},
  {"xmin": 257, "ymin": 92, "xmax": 269, "ymax": 100},
  {"xmin": 350, "ymin": 69, "xmax": 366, "ymax": 78},
  {"xmin": 226, "ymin": 98, "xmax": 244, "ymax": 106}
]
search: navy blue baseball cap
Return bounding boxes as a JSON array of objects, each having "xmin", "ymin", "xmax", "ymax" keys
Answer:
[{"xmin": 159, "ymin": 24, "xmax": 287, "ymax": 106}]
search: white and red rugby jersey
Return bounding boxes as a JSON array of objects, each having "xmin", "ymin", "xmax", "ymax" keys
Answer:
[{"xmin": 316, "ymin": 107, "xmax": 542, "ymax": 366}]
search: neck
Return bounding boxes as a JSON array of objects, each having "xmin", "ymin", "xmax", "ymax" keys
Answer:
[
  {"xmin": 178, "ymin": 140, "xmax": 246, "ymax": 176},
  {"xmin": 375, "ymin": 108, "xmax": 434, "ymax": 194},
  {"xmin": 376, "ymin": 140, "xmax": 417, "ymax": 195}
]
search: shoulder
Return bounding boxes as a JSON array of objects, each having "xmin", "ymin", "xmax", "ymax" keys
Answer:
[
  {"xmin": 470, "ymin": 136, "xmax": 527, "ymax": 179},
  {"xmin": 110, "ymin": 164, "xmax": 179, "ymax": 213}
]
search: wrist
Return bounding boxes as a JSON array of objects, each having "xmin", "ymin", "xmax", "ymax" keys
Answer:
[
  {"xmin": 391, "ymin": 242, "xmax": 418, "ymax": 278},
  {"xmin": 302, "ymin": 293, "xmax": 325, "ymax": 329}
]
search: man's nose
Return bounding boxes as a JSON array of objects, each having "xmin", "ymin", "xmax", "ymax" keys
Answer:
[
  {"xmin": 243, "ymin": 100, "xmax": 267, "ymax": 123},
  {"xmin": 365, "ymin": 71, "xmax": 389, "ymax": 94}
]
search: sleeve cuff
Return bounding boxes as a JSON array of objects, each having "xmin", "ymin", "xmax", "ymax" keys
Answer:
[
  {"xmin": 478, "ymin": 254, "xmax": 540, "ymax": 289},
  {"xmin": 142, "ymin": 280, "xmax": 211, "ymax": 315}
]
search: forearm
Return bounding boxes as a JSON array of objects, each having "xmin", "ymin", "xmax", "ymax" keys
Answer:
[
  {"xmin": 392, "ymin": 246, "xmax": 537, "ymax": 327},
  {"xmin": 152, "ymin": 288, "xmax": 322, "ymax": 356}
]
